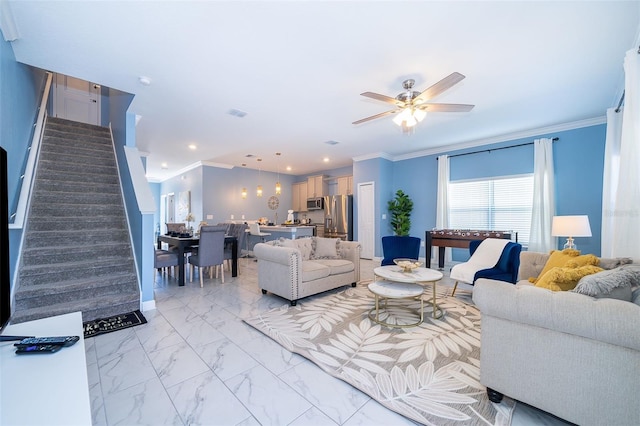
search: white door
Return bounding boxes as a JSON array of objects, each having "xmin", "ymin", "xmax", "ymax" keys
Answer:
[
  {"xmin": 357, "ymin": 182, "xmax": 375, "ymax": 259},
  {"xmin": 53, "ymin": 73, "xmax": 100, "ymax": 125}
]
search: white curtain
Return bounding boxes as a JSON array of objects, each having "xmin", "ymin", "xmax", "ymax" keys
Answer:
[
  {"xmin": 609, "ymin": 49, "xmax": 640, "ymax": 259},
  {"xmin": 528, "ymin": 138, "xmax": 555, "ymax": 252},
  {"xmin": 435, "ymin": 155, "xmax": 452, "ymax": 263},
  {"xmin": 601, "ymin": 107, "xmax": 622, "ymax": 258}
]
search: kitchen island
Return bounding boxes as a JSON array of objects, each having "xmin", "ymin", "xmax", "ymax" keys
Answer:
[{"xmin": 259, "ymin": 225, "xmax": 315, "ymax": 240}]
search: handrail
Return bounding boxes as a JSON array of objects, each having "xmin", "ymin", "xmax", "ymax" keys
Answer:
[{"xmin": 8, "ymin": 71, "xmax": 53, "ymax": 230}]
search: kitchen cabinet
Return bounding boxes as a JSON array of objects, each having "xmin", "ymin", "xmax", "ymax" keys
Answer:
[
  {"xmin": 336, "ymin": 175, "xmax": 353, "ymax": 195},
  {"xmin": 292, "ymin": 182, "xmax": 307, "ymax": 212},
  {"xmin": 307, "ymin": 175, "xmax": 328, "ymax": 198}
]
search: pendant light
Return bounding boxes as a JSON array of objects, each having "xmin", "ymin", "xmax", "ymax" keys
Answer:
[
  {"xmin": 275, "ymin": 152, "xmax": 282, "ymax": 195},
  {"xmin": 241, "ymin": 163, "xmax": 247, "ymax": 199},
  {"xmin": 256, "ymin": 158, "xmax": 263, "ymax": 197}
]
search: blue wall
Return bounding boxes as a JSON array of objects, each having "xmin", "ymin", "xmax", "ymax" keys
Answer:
[
  {"xmin": 370, "ymin": 124, "xmax": 607, "ymax": 260},
  {"xmin": 0, "ymin": 37, "xmax": 47, "ymax": 284}
]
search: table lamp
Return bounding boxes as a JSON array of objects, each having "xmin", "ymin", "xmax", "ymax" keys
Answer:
[{"xmin": 551, "ymin": 215, "xmax": 592, "ymax": 250}]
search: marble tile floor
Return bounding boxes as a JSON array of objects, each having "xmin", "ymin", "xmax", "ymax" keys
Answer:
[{"xmin": 86, "ymin": 258, "xmax": 573, "ymax": 426}]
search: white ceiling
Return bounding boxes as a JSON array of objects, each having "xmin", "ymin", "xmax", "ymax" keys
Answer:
[{"xmin": 6, "ymin": 1, "xmax": 640, "ymax": 181}]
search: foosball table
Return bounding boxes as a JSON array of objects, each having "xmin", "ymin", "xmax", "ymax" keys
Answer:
[{"xmin": 425, "ymin": 229, "xmax": 516, "ymax": 269}]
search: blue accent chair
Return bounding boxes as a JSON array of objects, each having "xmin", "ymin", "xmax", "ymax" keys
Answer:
[
  {"xmin": 450, "ymin": 240, "xmax": 522, "ymax": 296},
  {"xmin": 381, "ymin": 236, "xmax": 421, "ymax": 266}
]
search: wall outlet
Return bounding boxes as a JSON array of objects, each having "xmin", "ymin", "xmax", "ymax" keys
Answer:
[
  {"xmin": 206, "ymin": 214, "xmax": 213, "ymax": 220},
  {"xmin": 382, "ymin": 213, "xmax": 387, "ymax": 220},
  {"xmin": 420, "ymin": 241, "xmax": 425, "ymax": 247},
  {"xmin": 241, "ymin": 215, "xmax": 245, "ymax": 220},
  {"xmin": 230, "ymin": 214, "xmax": 234, "ymax": 220}
]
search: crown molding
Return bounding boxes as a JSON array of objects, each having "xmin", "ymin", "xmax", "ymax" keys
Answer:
[{"xmin": 392, "ymin": 116, "xmax": 607, "ymax": 162}]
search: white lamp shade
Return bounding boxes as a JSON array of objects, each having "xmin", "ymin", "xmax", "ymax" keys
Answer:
[{"xmin": 551, "ymin": 215, "xmax": 592, "ymax": 237}]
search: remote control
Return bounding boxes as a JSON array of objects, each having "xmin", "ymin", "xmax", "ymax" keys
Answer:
[
  {"xmin": 15, "ymin": 336, "xmax": 79, "ymax": 348},
  {"xmin": 15, "ymin": 344, "xmax": 63, "ymax": 355}
]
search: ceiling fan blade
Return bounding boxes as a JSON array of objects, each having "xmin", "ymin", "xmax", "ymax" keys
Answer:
[
  {"xmin": 416, "ymin": 103, "xmax": 475, "ymax": 112},
  {"xmin": 414, "ymin": 72, "xmax": 466, "ymax": 102},
  {"xmin": 360, "ymin": 91, "xmax": 405, "ymax": 107},
  {"xmin": 352, "ymin": 109, "xmax": 399, "ymax": 125}
]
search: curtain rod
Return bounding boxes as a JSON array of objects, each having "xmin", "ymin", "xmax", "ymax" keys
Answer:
[
  {"xmin": 442, "ymin": 137, "xmax": 559, "ymax": 159},
  {"xmin": 615, "ymin": 90, "xmax": 625, "ymax": 113}
]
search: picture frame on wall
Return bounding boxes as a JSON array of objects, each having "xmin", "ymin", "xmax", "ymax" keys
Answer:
[{"xmin": 178, "ymin": 190, "xmax": 190, "ymax": 222}]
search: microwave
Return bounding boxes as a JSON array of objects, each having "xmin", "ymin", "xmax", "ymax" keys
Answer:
[{"xmin": 306, "ymin": 197, "xmax": 324, "ymax": 210}]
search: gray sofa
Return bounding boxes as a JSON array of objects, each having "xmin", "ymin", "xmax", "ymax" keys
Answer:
[
  {"xmin": 473, "ymin": 251, "xmax": 640, "ymax": 426},
  {"xmin": 254, "ymin": 237, "xmax": 361, "ymax": 306}
]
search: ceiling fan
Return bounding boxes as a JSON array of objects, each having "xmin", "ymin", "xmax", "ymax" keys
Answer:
[{"xmin": 353, "ymin": 72, "xmax": 474, "ymax": 132}]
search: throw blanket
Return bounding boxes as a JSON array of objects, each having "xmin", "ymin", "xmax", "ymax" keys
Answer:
[{"xmin": 450, "ymin": 238, "xmax": 510, "ymax": 284}]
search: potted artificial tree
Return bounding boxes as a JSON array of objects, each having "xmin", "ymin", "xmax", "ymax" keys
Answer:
[
  {"xmin": 382, "ymin": 190, "xmax": 420, "ymax": 265},
  {"xmin": 387, "ymin": 189, "xmax": 413, "ymax": 236}
]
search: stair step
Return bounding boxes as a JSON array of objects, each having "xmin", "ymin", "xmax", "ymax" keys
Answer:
[
  {"xmin": 39, "ymin": 148, "xmax": 115, "ymax": 167},
  {"xmin": 21, "ymin": 243, "xmax": 131, "ymax": 265},
  {"xmin": 45, "ymin": 117, "xmax": 110, "ymax": 136},
  {"xmin": 42, "ymin": 133, "xmax": 113, "ymax": 151},
  {"xmin": 30, "ymin": 202, "xmax": 120, "ymax": 216},
  {"xmin": 14, "ymin": 272, "xmax": 138, "ymax": 308},
  {"xmin": 34, "ymin": 171, "xmax": 120, "ymax": 185},
  {"xmin": 31, "ymin": 191, "xmax": 123, "ymax": 206},
  {"xmin": 22, "ymin": 230, "xmax": 130, "ymax": 249},
  {"xmin": 37, "ymin": 158, "xmax": 117, "ymax": 176},
  {"xmin": 19, "ymin": 257, "xmax": 136, "ymax": 286},
  {"xmin": 27, "ymin": 216, "xmax": 127, "ymax": 231},
  {"xmin": 10, "ymin": 292, "xmax": 140, "ymax": 325},
  {"xmin": 33, "ymin": 180, "xmax": 120, "ymax": 194}
]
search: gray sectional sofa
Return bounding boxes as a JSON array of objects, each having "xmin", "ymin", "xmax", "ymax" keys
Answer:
[
  {"xmin": 473, "ymin": 251, "xmax": 640, "ymax": 426},
  {"xmin": 253, "ymin": 237, "xmax": 361, "ymax": 306}
]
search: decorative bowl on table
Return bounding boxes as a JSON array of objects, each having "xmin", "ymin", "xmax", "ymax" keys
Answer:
[{"xmin": 393, "ymin": 258, "xmax": 422, "ymax": 272}]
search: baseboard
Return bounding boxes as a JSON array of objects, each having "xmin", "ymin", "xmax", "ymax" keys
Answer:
[{"xmin": 141, "ymin": 299, "xmax": 156, "ymax": 312}]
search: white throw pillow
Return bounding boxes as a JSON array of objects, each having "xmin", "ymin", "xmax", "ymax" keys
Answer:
[
  {"xmin": 311, "ymin": 237, "xmax": 340, "ymax": 259},
  {"xmin": 294, "ymin": 238, "xmax": 314, "ymax": 260}
]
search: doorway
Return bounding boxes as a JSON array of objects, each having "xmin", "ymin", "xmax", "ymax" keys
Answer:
[
  {"xmin": 52, "ymin": 73, "xmax": 101, "ymax": 125},
  {"xmin": 357, "ymin": 182, "xmax": 375, "ymax": 259}
]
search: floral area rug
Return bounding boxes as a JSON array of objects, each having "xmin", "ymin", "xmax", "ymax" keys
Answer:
[{"xmin": 244, "ymin": 284, "xmax": 514, "ymax": 426}]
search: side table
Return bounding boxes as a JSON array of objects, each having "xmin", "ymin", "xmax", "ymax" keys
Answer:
[
  {"xmin": 373, "ymin": 265, "xmax": 444, "ymax": 320},
  {"xmin": 367, "ymin": 280, "xmax": 425, "ymax": 328}
]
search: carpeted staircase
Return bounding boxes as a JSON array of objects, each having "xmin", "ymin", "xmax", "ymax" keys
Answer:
[{"xmin": 11, "ymin": 117, "xmax": 140, "ymax": 324}]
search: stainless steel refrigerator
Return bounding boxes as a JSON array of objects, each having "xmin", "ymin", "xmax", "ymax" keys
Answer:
[{"xmin": 323, "ymin": 195, "xmax": 353, "ymax": 241}]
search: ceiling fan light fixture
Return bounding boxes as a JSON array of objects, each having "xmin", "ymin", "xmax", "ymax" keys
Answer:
[{"xmin": 414, "ymin": 109, "xmax": 427, "ymax": 122}]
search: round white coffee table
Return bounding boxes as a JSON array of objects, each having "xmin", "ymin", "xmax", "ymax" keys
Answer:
[
  {"xmin": 373, "ymin": 266, "xmax": 445, "ymax": 320},
  {"xmin": 367, "ymin": 280, "xmax": 425, "ymax": 328}
]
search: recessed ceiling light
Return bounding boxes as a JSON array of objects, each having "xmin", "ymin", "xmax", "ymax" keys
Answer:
[
  {"xmin": 286, "ymin": 166, "xmax": 292, "ymax": 171},
  {"xmin": 325, "ymin": 140, "xmax": 339, "ymax": 146},
  {"xmin": 161, "ymin": 162, "xmax": 168, "ymax": 169},
  {"xmin": 138, "ymin": 76, "xmax": 151, "ymax": 86},
  {"xmin": 323, "ymin": 157, "xmax": 330, "ymax": 163},
  {"xmin": 188, "ymin": 144, "xmax": 197, "ymax": 150}
]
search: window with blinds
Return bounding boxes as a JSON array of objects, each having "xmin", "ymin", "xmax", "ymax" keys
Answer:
[{"xmin": 448, "ymin": 174, "xmax": 534, "ymax": 245}]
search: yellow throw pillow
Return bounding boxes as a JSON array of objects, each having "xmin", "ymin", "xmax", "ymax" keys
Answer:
[
  {"xmin": 565, "ymin": 254, "xmax": 600, "ymax": 268},
  {"xmin": 535, "ymin": 265, "xmax": 604, "ymax": 291},
  {"xmin": 529, "ymin": 249, "xmax": 581, "ymax": 283}
]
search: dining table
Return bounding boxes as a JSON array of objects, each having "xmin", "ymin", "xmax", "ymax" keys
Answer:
[{"xmin": 157, "ymin": 234, "xmax": 238, "ymax": 286}]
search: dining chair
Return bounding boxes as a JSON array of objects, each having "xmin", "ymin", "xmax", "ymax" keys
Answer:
[
  {"xmin": 224, "ymin": 223, "xmax": 248, "ymax": 272},
  {"xmin": 165, "ymin": 222, "xmax": 185, "ymax": 233},
  {"xmin": 188, "ymin": 225, "xmax": 226, "ymax": 287},
  {"xmin": 154, "ymin": 249, "xmax": 179, "ymax": 277}
]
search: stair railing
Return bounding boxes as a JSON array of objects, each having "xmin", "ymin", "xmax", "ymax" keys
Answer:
[{"xmin": 9, "ymin": 71, "xmax": 53, "ymax": 230}]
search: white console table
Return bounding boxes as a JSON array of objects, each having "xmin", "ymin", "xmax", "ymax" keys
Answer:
[{"xmin": 0, "ymin": 312, "xmax": 92, "ymax": 425}]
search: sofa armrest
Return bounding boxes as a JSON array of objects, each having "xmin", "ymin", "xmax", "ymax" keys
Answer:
[
  {"xmin": 339, "ymin": 241, "xmax": 361, "ymax": 281},
  {"xmin": 517, "ymin": 251, "xmax": 549, "ymax": 281},
  {"xmin": 254, "ymin": 243, "xmax": 302, "ymax": 266},
  {"xmin": 473, "ymin": 278, "xmax": 640, "ymax": 351}
]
